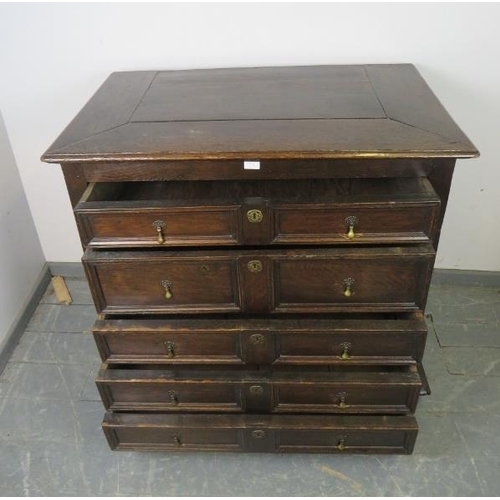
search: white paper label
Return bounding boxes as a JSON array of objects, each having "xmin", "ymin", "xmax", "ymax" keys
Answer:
[{"xmin": 244, "ymin": 161, "xmax": 260, "ymax": 170}]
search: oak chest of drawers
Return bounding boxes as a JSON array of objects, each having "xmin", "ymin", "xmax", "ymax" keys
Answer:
[{"xmin": 42, "ymin": 64, "xmax": 478, "ymax": 454}]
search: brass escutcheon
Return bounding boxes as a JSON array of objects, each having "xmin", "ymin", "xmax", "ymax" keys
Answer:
[
  {"xmin": 247, "ymin": 260, "xmax": 263, "ymax": 273},
  {"xmin": 252, "ymin": 429, "xmax": 265, "ymax": 439},
  {"xmin": 247, "ymin": 209, "xmax": 263, "ymax": 223},
  {"xmin": 250, "ymin": 333, "xmax": 265, "ymax": 345},
  {"xmin": 249, "ymin": 385, "xmax": 264, "ymax": 395}
]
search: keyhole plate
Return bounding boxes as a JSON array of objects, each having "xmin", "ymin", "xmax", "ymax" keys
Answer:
[
  {"xmin": 247, "ymin": 209, "xmax": 263, "ymax": 223},
  {"xmin": 250, "ymin": 333, "xmax": 265, "ymax": 345},
  {"xmin": 252, "ymin": 429, "xmax": 265, "ymax": 439},
  {"xmin": 249, "ymin": 385, "xmax": 264, "ymax": 395},
  {"xmin": 247, "ymin": 260, "xmax": 263, "ymax": 273}
]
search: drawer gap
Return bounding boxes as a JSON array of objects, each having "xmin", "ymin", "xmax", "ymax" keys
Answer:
[{"xmin": 81, "ymin": 178, "xmax": 439, "ymax": 205}]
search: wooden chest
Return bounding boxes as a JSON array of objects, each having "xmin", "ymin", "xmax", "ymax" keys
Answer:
[{"xmin": 42, "ymin": 64, "xmax": 478, "ymax": 454}]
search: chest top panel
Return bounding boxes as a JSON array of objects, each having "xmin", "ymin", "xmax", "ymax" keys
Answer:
[
  {"xmin": 130, "ymin": 66, "xmax": 386, "ymax": 122},
  {"xmin": 42, "ymin": 64, "xmax": 478, "ymax": 163}
]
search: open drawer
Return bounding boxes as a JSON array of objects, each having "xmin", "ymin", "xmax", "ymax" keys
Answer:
[
  {"xmin": 75, "ymin": 178, "xmax": 440, "ymax": 248},
  {"xmin": 96, "ymin": 364, "xmax": 421, "ymax": 414},
  {"xmin": 93, "ymin": 313, "xmax": 427, "ymax": 366},
  {"xmin": 103, "ymin": 413, "xmax": 418, "ymax": 454}
]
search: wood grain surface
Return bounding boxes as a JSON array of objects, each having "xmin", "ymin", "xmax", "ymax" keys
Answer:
[
  {"xmin": 102, "ymin": 412, "xmax": 418, "ymax": 453},
  {"xmin": 41, "ymin": 65, "xmax": 478, "ymax": 163}
]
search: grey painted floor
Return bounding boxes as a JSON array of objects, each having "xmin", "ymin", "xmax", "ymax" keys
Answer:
[{"xmin": 1, "ymin": 279, "xmax": 500, "ymax": 496}]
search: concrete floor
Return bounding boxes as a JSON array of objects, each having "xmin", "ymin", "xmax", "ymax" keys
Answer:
[{"xmin": 1, "ymin": 278, "xmax": 500, "ymax": 496}]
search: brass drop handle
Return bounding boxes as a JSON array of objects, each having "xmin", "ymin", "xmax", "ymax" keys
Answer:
[
  {"xmin": 337, "ymin": 392, "xmax": 349, "ymax": 409},
  {"xmin": 168, "ymin": 390, "xmax": 179, "ymax": 405},
  {"xmin": 337, "ymin": 437, "xmax": 346, "ymax": 451},
  {"xmin": 153, "ymin": 220, "xmax": 166, "ymax": 244},
  {"xmin": 339, "ymin": 342, "xmax": 351, "ymax": 360},
  {"xmin": 343, "ymin": 278, "xmax": 355, "ymax": 298},
  {"xmin": 173, "ymin": 433, "xmax": 181, "ymax": 446},
  {"xmin": 164, "ymin": 341, "xmax": 175, "ymax": 358},
  {"xmin": 161, "ymin": 280, "xmax": 173, "ymax": 300},
  {"xmin": 345, "ymin": 216, "xmax": 359, "ymax": 240}
]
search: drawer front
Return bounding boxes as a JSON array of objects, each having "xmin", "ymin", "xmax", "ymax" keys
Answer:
[
  {"xmin": 98, "ymin": 374, "xmax": 241, "ymax": 413},
  {"xmin": 84, "ymin": 246, "xmax": 434, "ymax": 315},
  {"xmin": 273, "ymin": 251, "xmax": 433, "ymax": 313},
  {"xmin": 97, "ymin": 368, "xmax": 421, "ymax": 414},
  {"xmin": 103, "ymin": 413, "xmax": 418, "ymax": 454},
  {"xmin": 75, "ymin": 178, "xmax": 439, "ymax": 248},
  {"xmin": 84, "ymin": 255, "xmax": 241, "ymax": 314},
  {"xmin": 272, "ymin": 203, "xmax": 439, "ymax": 245},
  {"xmin": 277, "ymin": 330, "xmax": 425, "ymax": 365},
  {"xmin": 77, "ymin": 207, "xmax": 241, "ymax": 248},
  {"xmin": 104, "ymin": 413, "xmax": 242, "ymax": 452},
  {"xmin": 93, "ymin": 315, "xmax": 427, "ymax": 366},
  {"xmin": 273, "ymin": 378, "xmax": 420, "ymax": 414}
]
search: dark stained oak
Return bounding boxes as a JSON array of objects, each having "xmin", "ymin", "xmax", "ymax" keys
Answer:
[
  {"xmin": 92, "ymin": 314, "xmax": 427, "ymax": 366},
  {"xmin": 96, "ymin": 365, "xmax": 421, "ymax": 414},
  {"xmin": 72, "ymin": 158, "xmax": 435, "ymax": 184},
  {"xmin": 47, "ymin": 71, "xmax": 157, "ymax": 154},
  {"xmin": 83, "ymin": 245, "xmax": 435, "ymax": 315},
  {"xmin": 102, "ymin": 412, "xmax": 418, "ymax": 454},
  {"xmin": 75, "ymin": 177, "xmax": 440, "ymax": 249},
  {"xmin": 41, "ymin": 65, "xmax": 478, "ymax": 163},
  {"xmin": 42, "ymin": 65, "xmax": 478, "ymax": 454},
  {"xmin": 132, "ymin": 66, "xmax": 385, "ymax": 122}
]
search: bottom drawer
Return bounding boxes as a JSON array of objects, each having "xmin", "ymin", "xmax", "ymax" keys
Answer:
[{"xmin": 103, "ymin": 412, "xmax": 418, "ymax": 454}]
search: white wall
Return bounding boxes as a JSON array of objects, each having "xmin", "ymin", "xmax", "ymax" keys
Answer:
[
  {"xmin": 0, "ymin": 111, "xmax": 45, "ymax": 347},
  {"xmin": 0, "ymin": 3, "xmax": 498, "ymax": 270}
]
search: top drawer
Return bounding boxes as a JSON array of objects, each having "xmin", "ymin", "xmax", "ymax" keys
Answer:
[{"xmin": 75, "ymin": 178, "xmax": 440, "ymax": 249}]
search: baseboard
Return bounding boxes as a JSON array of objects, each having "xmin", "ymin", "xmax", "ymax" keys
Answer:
[
  {"xmin": 0, "ymin": 264, "xmax": 52, "ymax": 375},
  {"xmin": 48, "ymin": 261, "xmax": 85, "ymax": 278},
  {"xmin": 432, "ymin": 268, "xmax": 500, "ymax": 287}
]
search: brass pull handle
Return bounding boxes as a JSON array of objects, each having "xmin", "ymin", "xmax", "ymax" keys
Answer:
[
  {"xmin": 339, "ymin": 342, "xmax": 351, "ymax": 360},
  {"xmin": 173, "ymin": 433, "xmax": 181, "ymax": 446},
  {"xmin": 164, "ymin": 341, "xmax": 175, "ymax": 358},
  {"xmin": 161, "ymin": 280, "xmax": 173, "ymax": 300},
  {"xmin": 337, "ymin": 436, "xmax": 346, "ymax": 451},
  {"xmin": 168, "ymin": 390, "xmax": 179, "ymax": 405},
  {"xmin": 345, "ymin": 216, "xmax": 359, "ymax": 240},
  {"xmin": 337, "ymin": 392, "xmax": 349, "ymax": 409},
  {"xmin": 153, "ymin": 220, "xmax": 166, "ymax": 244},
  {"xmin": 343, "ymin": 278, "xmax": 355, "ymax": 297}
]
